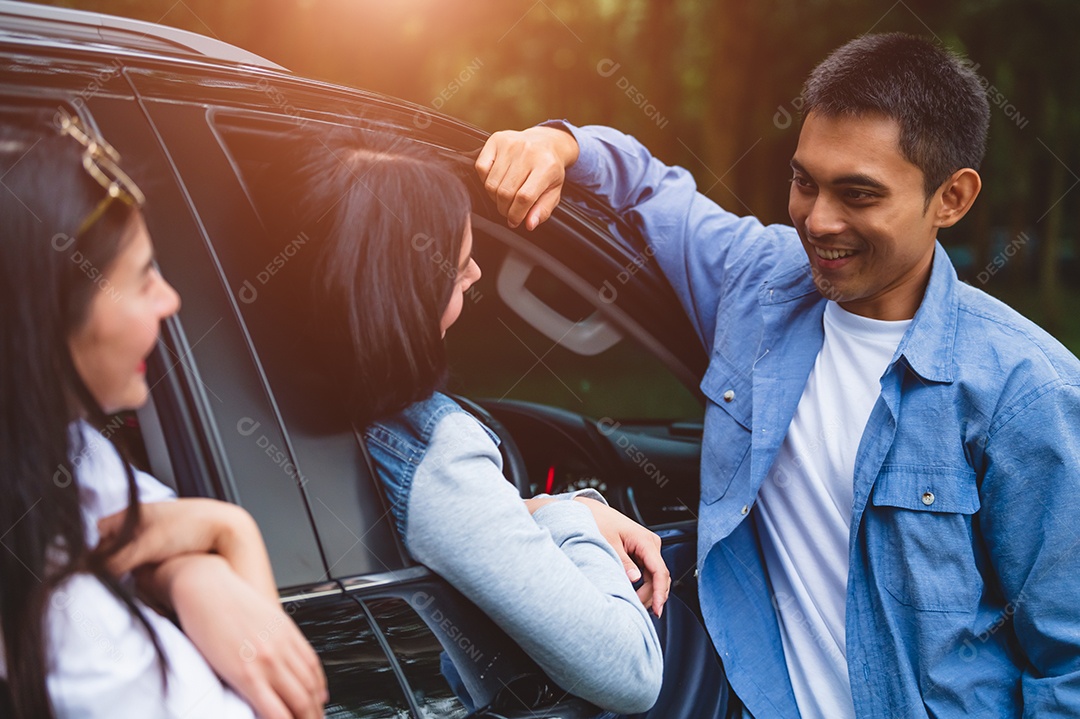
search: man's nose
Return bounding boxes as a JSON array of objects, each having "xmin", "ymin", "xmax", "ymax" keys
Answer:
[{"xmin": 805, "ymin": 196, "xmax": 845, "ymax": 238}]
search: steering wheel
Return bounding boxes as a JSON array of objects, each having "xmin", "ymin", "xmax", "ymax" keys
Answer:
[{"xmin": 451, "ymin": 395, "xmax": 532, "ymax": 498}]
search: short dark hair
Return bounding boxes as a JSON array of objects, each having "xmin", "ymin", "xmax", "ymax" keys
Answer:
[
  {"xmin": 287, "ymin": 128, "xmax": 470, "ymax": 428},
  {"xmin": 801, "ymin": 33, "xmax": 990, "ymax": 199}
]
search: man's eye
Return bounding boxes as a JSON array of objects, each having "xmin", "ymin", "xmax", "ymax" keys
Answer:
[
  {"xmin": 845, "ymin": 189, "xmax": 875, "ymax": 201},
  {"xmin": 790, "ymin": 176, "xmax": 813, "ymax": 190}
]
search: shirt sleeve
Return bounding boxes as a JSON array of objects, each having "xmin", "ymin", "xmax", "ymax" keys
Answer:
[
  {"xmin": 404, "ymin": 411, "xmax": 663, "ymax": 715},
  {"xmin": 46, "ymin": 574, "xmax": 255, "ymax": 719},
  {"xmin": 980, "ymin": 381, "xmax": 1080, "ymax": 712},
  {"xmin": 544, "ymin": 120, "xmax": 771, "ymax": 348},
  {"xmin": 531, "ymin": 488, "xmax": 607, "ymax": 504},
  {"xmin": 72, "ymin": 421, "xmax": 176, "ymax": 548}
]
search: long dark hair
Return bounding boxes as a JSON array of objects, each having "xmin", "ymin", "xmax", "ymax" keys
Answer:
[
  {"xmin": 285, "ymin": 127, "xmax": 472, "ymax": 428},
  {"xmin": 0, "ymin": 108, "xmax": 163, "ymax": 717}
]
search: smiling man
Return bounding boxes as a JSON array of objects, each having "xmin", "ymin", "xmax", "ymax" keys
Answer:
[{"xmin": 477, "ymin": 33, "xmax": 1080, "ymax": 719}]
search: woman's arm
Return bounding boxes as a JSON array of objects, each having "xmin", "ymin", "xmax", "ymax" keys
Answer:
[
  {"xmin": 525, "ymin": 494, "xmax": 670, "ymax": 617},
  {"xmin": 98, "ymin": 498, "xmax": 276, "ymax": 601},
  {"xmin": 97, "ymin": 500, "xmax": 326, "ymax": 718},
  {"xmin": 151, "ymin": 554, "xmax": 326, "ymax": 719},
  {"xmin": 405, "ymin": 412, "xmax": 663, "ymax": 715}
]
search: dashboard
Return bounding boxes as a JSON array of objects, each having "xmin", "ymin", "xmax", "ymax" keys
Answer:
[{"xmin": 481, "ymin": 399, "xmax": 702, "ymax": 527}]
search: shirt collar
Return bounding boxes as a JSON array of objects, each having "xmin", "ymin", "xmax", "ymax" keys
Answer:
[
  {"xmin": 893, "ymin": 242, "xmax": 959, "ymax": 384},
  {"xmin": 762, "ymin": 240, "xmax": 959, "ymax": 383}
]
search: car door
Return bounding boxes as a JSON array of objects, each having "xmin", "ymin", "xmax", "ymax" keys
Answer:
[
  {"xmin": 1, "ymin": 27, "xmax": 732, "ymax": 719},
  {"xmin": 81, "ymin": 69, "xmax": 423, "ymax": 717},
  {"xmin": 146, "ymin": 76, "xmax": 730, "ymax": 717},
  {"xmin": 444, "ymin": 174, "xmax": 735, "ymax": 719},
  {"xmin": 116, "ymin": 66, "xmax": 611, "ymax": 716}
]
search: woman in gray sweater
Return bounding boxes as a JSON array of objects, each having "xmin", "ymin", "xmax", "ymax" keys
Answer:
[{"xmin": 289, "ymin": 129, "xmax": 665, "ymax": 715}]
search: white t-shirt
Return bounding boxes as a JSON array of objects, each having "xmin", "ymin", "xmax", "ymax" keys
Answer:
[
  {"xmin": 754, "ymin": 301, "xmax": 910, "ymax": 719},
  {"xmin": 0, "ymin": 421, "xmax": 255, "ymax": 719}
]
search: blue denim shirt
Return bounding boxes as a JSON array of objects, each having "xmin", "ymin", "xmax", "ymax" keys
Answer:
[{"xmin": 558, "ymin": 122, "xmax": 1080, "ymax": 718}]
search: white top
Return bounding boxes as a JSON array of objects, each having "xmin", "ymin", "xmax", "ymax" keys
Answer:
[
  {"xmin": 754, "ymin": 302, "xmax": 910, "ymax": 719},
  {"xmin": 0, "ymin": 421, "xmax": 254, "ymax": 719}
]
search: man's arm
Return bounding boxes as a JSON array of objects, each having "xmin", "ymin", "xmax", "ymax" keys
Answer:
[
  {"xmin": 477, "ymin": 123, "xmax": 774, "ymax": 349},
  {"xmin": 981, "ymin": 383, "xmax": 1080, "ymax": 711},
  {"xmin": 476, "ymin": 125, "xmax": 578, "ymax": 231}
]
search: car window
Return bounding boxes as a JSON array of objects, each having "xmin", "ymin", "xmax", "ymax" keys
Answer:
[
  {"xmin": 446, "ymin": 217, "xmax": 703, "ymax": 423},
  {"xmin": 138, "ymin": 104, "xmax": 413, "ymax": 580},
  {"xmin": 209, "ymin": 108, "xmax": 701, "ymax": 429}
]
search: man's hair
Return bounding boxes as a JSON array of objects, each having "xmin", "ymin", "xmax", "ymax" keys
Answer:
[{"xmin": 801, "ymin": 33, "xmax": 990, "ymax": 199}]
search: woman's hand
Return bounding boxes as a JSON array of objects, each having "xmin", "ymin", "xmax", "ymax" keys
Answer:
[
  {"xmin": 154, "ymin": 554, "xmax": 327, "ymax": 719},
  {"xmin": 571, "ymin": 497, "xmax": 671, "ymax": 617},
  {"xmin": 105, "ymin": 502, "xmax": 327, "ymax": 717},
  {"xmin": 99, "ymin": 498, "xmax": 277, "ymax": 601},
  {"xmin": 526, "ymin": 495, "xmax": 671, "ymax": 616}
]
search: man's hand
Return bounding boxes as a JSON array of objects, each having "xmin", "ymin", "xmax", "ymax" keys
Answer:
[
  {"xmin": 572, "ymin": 497, "xmax": 670, "ymax": 617},
  {"xmin": 475, "ymin": 126, "xmax": 579, "ymax": 231},
  {"xmin": 155, "ymin": 554, "xmax": 327, "ymax": 719}
]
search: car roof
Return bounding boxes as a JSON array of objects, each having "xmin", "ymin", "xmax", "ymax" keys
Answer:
[{"xmin": 0, "ymin": 0, "xmax": 286, "ymax": 70}]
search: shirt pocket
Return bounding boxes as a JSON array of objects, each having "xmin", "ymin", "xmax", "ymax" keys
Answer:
[
  {"xmin": 699, "ymin": 353, "xmax": 752, "ymax": 504},
  {"xmin": 869, "ymin": 465, "xmax": 982, "ymax": 612}
]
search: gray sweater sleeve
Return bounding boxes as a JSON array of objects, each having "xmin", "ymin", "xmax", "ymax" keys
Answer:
[{"xmin": 404, "ymin": 412, "xmax": 663, "ymax": 714}]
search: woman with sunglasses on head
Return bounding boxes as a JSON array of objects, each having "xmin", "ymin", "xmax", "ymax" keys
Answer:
[
  {"xmin": 284, "ymin": 130, "xmax": 666, "ymax": 715},
  {"xmin": 0, "ymin": 111, "xmax": 325, "ymax": 718}
]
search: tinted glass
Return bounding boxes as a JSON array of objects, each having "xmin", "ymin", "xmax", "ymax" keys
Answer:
[
  {"xmin": 202, "ymin": 110, "xmax": 410, "ymax": 578},
  {"xmin": 446, "ymin": 228, "xmax": 703, "ymax": 422}
]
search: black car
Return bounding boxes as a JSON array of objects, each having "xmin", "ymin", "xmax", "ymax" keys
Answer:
[{"xmin": 0, "ymin": 2, "xmax": 730, "ymax": 716}]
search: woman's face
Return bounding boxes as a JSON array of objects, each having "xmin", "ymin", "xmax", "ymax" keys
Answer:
[
  {"xmin": 68, "ymin": 213, "xmax": 181, "ymax": 414},
  {"xmin": 439, "ymin": 217, "xmax": 481, "ymax": 335}
]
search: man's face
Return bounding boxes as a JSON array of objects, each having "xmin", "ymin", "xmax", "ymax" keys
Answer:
[{"xmin": 788, "ymin": 112, "xmax": 941, "ymax": 320}]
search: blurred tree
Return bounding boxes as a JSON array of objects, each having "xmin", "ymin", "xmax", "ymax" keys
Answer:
[{"xmin": 28, "ymin": 0, "xmax": 1079, "ymax": 350}]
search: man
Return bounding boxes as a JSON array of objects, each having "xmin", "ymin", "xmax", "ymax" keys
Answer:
[{"xmin": 476, "ymin": 33, "xmax": 1080, "ymax": 718}]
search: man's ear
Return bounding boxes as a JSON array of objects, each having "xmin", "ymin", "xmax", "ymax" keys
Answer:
[{"xmin": 934, "ymin": 168, "xmax": 982, "ymax": 228}]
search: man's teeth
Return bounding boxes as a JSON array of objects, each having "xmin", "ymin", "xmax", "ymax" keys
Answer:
[{"xmin": 815, "ymin": 247, "xmax": 855, "ymax": 260}]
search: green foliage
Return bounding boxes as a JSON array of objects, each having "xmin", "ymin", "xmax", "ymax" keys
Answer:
[{"xmin": 32, "ymin": 0, "xmax": 1079, "ymax": 345}]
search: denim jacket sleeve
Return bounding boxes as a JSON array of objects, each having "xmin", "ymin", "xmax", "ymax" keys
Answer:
[
  {"xmin": 547, "ymin": 121, "xmax": 772, "ymax": 348},
  {"xmin": 980, "ymin": 381, "xmax": 1080, "ymax": 712},
  {"xmin": 405, "ymin": 411, "xmax": 663, "ymax": 715}
]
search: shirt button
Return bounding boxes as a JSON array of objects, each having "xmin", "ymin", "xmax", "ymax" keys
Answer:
[
  {"xmin": 740, "ymin": 504, "xmax": 750, "ymax": 515},
  {"xmin": 921, "ymin": 491, "xmax": 935, "ymax": 506},
  {"xmin": 723, "ymin": 390, "xmax": 735, "ymax": 402}
]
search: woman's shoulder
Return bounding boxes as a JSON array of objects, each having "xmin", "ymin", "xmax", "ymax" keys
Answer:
[
  {"xmin": 366, "ymin": 392, "xmax": 495, "ymax": 458},
  {"xmin": 68, "ymin": 420, "xmax": 175, "ymax": 546},
  {"xmin": 70, "ymin": 420, "xmax": 132, "ymax": 525},
  {"xmin": 398, "ymin": 392, "xmax": 467, "ymax": 435}
]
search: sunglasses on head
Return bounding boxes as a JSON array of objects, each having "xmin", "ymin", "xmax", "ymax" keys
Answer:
[{"xmin": 57, "ymin": 109, "xmax": 145, "ymax": 237}]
